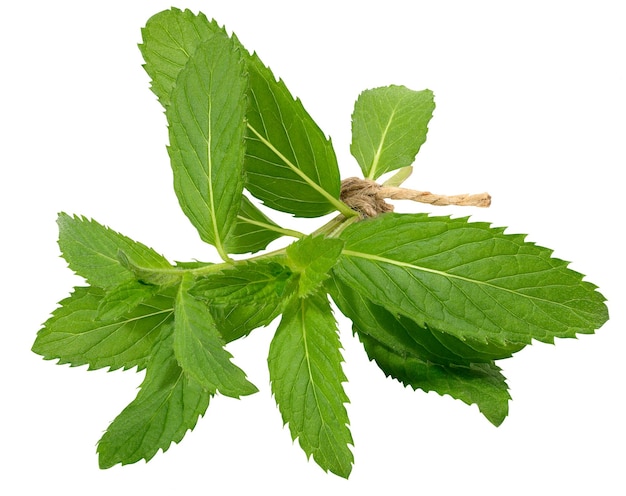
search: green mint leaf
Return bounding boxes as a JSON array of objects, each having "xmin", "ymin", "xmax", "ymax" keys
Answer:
[
  {"xmin": 57, "ymin": 213, "xmax": 172, "ymax": 289},
  {"xmin": 191, "ymin": 260, "xmax": 293, "ymax": 343},
  {"xmin": 268, "ymin": 293, "xmax": 353, "ymax": 478},
  {"xmin": 173, "ymin": 275, "xmax": 257, "ymax": 397},
  {"xmin": 191, "ymin": 260, "xmax": 294, "ymax": 304},
  {"xmin": 285, "ymin": 235, "xmax": 344, "ymax": 297},
  {"xmin": 141, "ymin": 9, "xmax": 288, "ymax": 250},
  {"xmin": 335, "ymin": 213, "xmax": 608, "ymax": 347},
  {"xmin": 224, "ymin": 196, "xmax": 284, "ymax": 254},
  {"xmin": 97, "ymin": 331, "xmax": 211, "ymax": 468},
  {"xmin": 351, "ymin": 85, "xmax": 435, "ymax": 180},
  {"xmin": 328, "ymin": 277, "xmax": 512, "ymax": 424},
  {"xmin": 359, "ymin": 332, "xmax": 510, "ymax": 426},
  {"xmin": 32, "ymin": 287, "xmax": 174, "ymax": 371},
  {"xmin": 328, "ymin": 277, "xmax": 523, "ymax": 365},
  {"xmin": 166, "ymin": 34, "xmax": 247, "ymax": 259},
  {"xmin": 97, "ymin": 280, "xmax": 160, "ymax": 322},
  {"xmin": 245, "ymin": 54, "xmax": 350, "ymax": 218},
  {"xmin": 139, "ymin": 8, "xmax": 220, "ymax": 108},
  {"xmin": 211, "ymin": 301, "xmax": 283, "ymax": 343}
]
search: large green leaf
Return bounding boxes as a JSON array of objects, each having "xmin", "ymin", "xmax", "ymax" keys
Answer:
[
  {"xmin": 167, "ymin": 34, "xmax": 247, "ymax": 258},
  {"xmin": 32, "ymin": 287, "xmax": 174, "ymax": 372},
  {"xmin": 328, "ymin": 278, "xmax": 512, "ymax": 425},
  {"xmin": 97, "ymin": 331, "xmax": 211, "ymax": 468},
  {"xmin": 328, "ymin": 277, "xmax": 523, "ymax": 364},
  {"xmin": 268, "ymin": 293, "xmax": 353, "ymax": 478},
  {"xmin": 173, "ymin": 275, "xmax": 257, "ymax": 397},
  {"xmin": 141, "ymin": 8, "xmax": 303, "ymax": 248},
  {"xmin": 359, "ymin": 333, "xmax": 510, "ymax": 426},
  {"xmin": 334, "ymin": 213, "xmax": 608, "ymax": 348},
  {"xmin": 245, "ymin": 53, "xmax": 350, "ymax": 218},
  {"xmin": 351, "ymin": 85, "xmax": 435, "ymax": 180},
  {"xmin": 57, "ymin": 213, "xmax": 172, "ymax": 289}
]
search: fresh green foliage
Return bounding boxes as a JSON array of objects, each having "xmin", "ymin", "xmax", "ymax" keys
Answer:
[
  {"xmin": 173, "ymin": 274, "xmax": 258, "ymax": 397},
  {"xmin": 334, "ymin": 213, "xmax": 607, "ymax": 347},
  {"xmin": 351, "ymin": 85, "xmax": 435, "ymax": 180},
  {"xmin": 167, "ymin": 34, "xmax": 248, "ymax": 260},
  {"xmin": 97, "ymin": 331, "xmax": 211, "ymax": 469},
  {"xmin": 268, "ymin": 293, "xmax": 353, "ymax": 478},
  {"xmin": 33, "ymin": 7, "xmax": 609, "ymax": 479}
]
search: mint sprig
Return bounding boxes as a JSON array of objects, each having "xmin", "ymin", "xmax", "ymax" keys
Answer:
[{"xmin": 32, "ymin": 7, "xmax": 609, "ymax": 479}]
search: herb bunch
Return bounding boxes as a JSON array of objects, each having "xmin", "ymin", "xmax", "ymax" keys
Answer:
[{"xmin": 32, "ymin": 8, "xmax": 609, "ymax": 478}]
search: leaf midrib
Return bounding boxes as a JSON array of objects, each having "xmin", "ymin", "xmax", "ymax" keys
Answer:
[
  {"xmin": 247, "ymin": 123, "xmax": 356, "ymax": 218},
  {"xmin": 341, "ymin": 249, "xmax": 586, "ymax": 312},
  {"xmin": 299, "ymin": 299, "xmax": 328, "ymax": 456},
  {"xmin": 367, "ymin": 106, "xmax": 397, "ymax": 180}
]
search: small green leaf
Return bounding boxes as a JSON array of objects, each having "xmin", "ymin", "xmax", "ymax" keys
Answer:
[
  {"xmin": 335, "ymin": 213, "xmax": 608, "ymax": 347},
  {"xmin": 173, "ymin": 275, "xmax": 257, "ymax": 397},
  {"xmin": 245, "ymin": 54, "xmax": 351, "ymax": 218},
  {"xmin": 193, "ymin": 261, "xmax": 293, "ymax": 343},
  {"xmin": 139, "ymin": 8, "xmax": 221, "ymax": 108},
  {"xmin": 351, "ymin": 85, "xmax": 435, "ymax": 180},
  {"xmin": 57, "ymin": 213, "xmax": 172, "ymax": 289},
  {"xmin": 167, "ymin": 34, "xmax": 247, "ymax": 258},
  {"xmin": 97, "ymin": 331, "xmax": 211, "ymax": 468},
  {"xmin": 191, "ymin": 260, "xmax": 294, "ymax": 304},
  {"xmin": 32, "ymin": 287, "xmax": 174, "ymax": 371},
  {"xmin": 359, "ymin": 333, "xmax": 510, "ymax": 426},
  {"xmin": 211, "ymin": 301, "xmax": 283, "ymax": 343},
  {"xmin": 224, "ymin": 196, "xmax": 285, "ymax": 254},
  {"xmin": 268, "ymin": 293, "xmax": 353, "ymax": 478},
  {"xmin": 286, "ymin": 235, "xmax": 344, "ymax": 297},
  {"xmin": 97, "ymin": 280, "xmax": 160, "ymax": 321}
]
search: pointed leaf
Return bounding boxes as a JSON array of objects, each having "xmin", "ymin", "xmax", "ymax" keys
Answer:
[
  {"xmin": 359, "ymin": 333, "xmax": 510, "ymax": 426},
  {"xmin": 57, "ymin": 213, "xmax": 172, "ymax": 289},
  {"xmin": 351, "ymin": 85, "xmax": 435, "ymax": 180},
  {"xmin": 245, "ymin": 53, "xmax": 349, "ymax": 217},
  {"xmin": 224, "ymin": 196, "xmax": 284, "ymax": 254},
  {"xmin": 141, "ymin": 9, "xmax": 286, "ymax": 250},
  {"xmin": 167, "ymin": 34, "xmax": 247, "ymax": 257},
  {"xmin": 139, "ymin": 8, "xmax": 221, "ymax": 108},
  {"xmin": 97, "ymin": 332, "xmax": 211, "ymax": 468},
  {"xmin": 286, "ymin": 236, "xmax": 344, "ymax": 297},
  {"xmin": 173, "ymin": 275, "xmax": 257, "ymax": 397},
  {"xmin": 32, "ymin": 287, "xmax": 174, "ymax": 371},
  {"xmin": 268, "ymin": 293, "xmax": 353, "ymax": 478},
  {"xmin": 334, "ymin": 213, "xmax": 608, "ymax": 347}
]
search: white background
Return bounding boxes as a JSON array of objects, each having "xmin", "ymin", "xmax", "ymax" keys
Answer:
[{"xmin": 2, "ymin": 1, "xmax": 624, "ymax": 494}]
